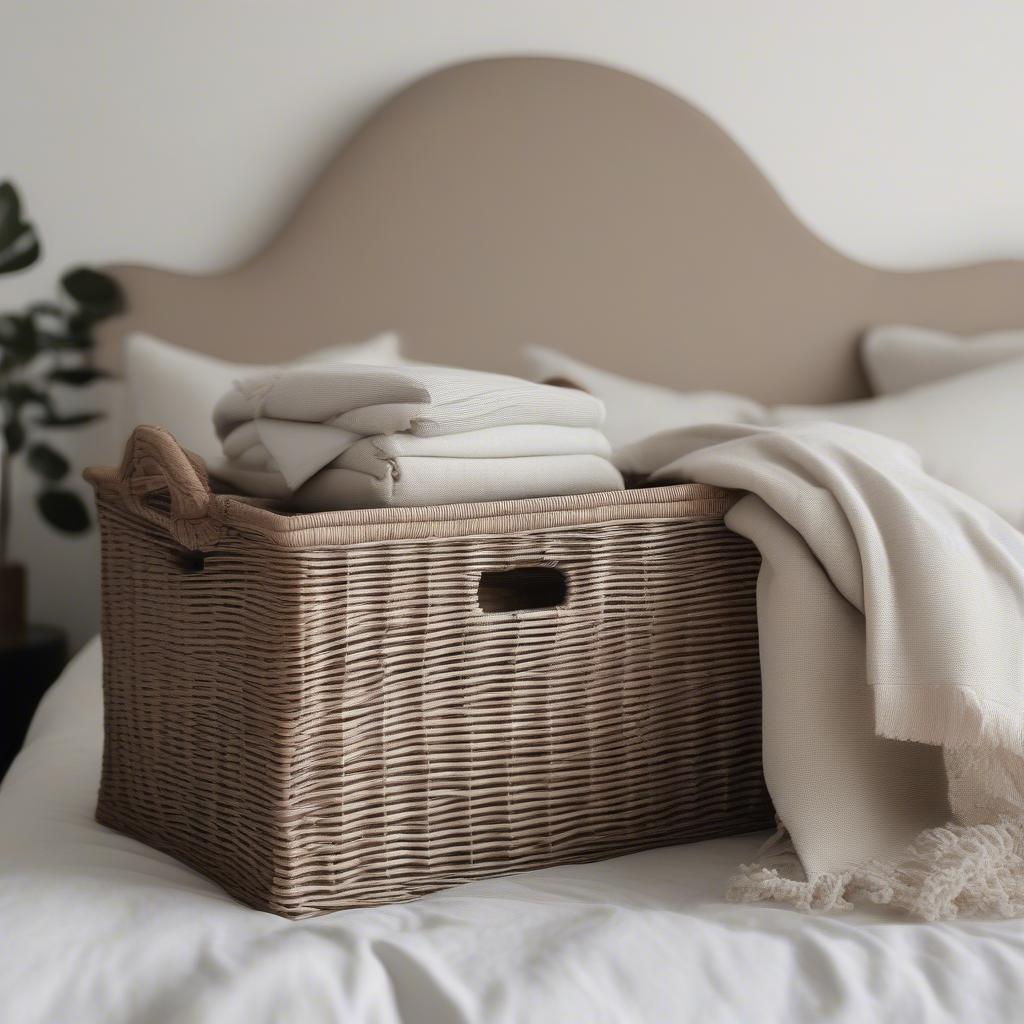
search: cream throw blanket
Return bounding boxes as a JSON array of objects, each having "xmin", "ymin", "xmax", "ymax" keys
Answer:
[
  {"xmin": 210, "ymin": 365, "xmax": 622, "ymax": 509},
  {"xmin": 617, "ymin": 421, "xmax": 1024, "ymax": 920}
]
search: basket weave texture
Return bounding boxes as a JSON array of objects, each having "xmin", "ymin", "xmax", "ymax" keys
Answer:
[{"xmin": 85, "ymin": 426, "xmax": 771, "ymax": 918}]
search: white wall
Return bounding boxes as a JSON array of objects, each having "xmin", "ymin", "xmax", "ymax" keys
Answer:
[{"xmin": 3, "ymin": 0, "xmax": 1024, "ymax": 649}]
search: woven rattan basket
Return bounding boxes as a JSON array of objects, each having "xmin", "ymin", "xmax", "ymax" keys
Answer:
[{"xmin": 85, "ymin": 425, "xmax": 771, "ymax": 918}]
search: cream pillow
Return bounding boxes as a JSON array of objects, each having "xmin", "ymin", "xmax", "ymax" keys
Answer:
[
  {"xmin": 862, "ymin": 324, "xmax": 1024, "ymax": 395},
  {"xmin": 533, "ymin": 343, "xmax": 1024, "ymax": 526},
  {"xmin": 124, "ymin": 331, "xmax": 403, "ymax": 466},
  {"xmin": 521, "ymin": 345, "xmax": 765, "ymax": 448},
  {"xmin": 771, "ymin": 356, "xmax": 1024, "ymax": 527}
]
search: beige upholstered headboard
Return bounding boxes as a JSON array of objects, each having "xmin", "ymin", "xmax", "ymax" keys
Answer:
[{"xmin": 97, "ymin": 56, "xmax": 1024, "ymax": 405}]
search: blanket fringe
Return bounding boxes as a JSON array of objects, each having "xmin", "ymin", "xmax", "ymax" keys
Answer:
[
  {"xmin": 728, "ymin": 818, "xmax": 1024, "ymax": 920},
  {"xmin": 874, "ymin": 684, "xmax": 1024, "ymax": 762}
]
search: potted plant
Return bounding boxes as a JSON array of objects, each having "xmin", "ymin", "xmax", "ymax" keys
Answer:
[{"xmin": 0, "ymin": 181, "xmax": 124, "ymax": 636}]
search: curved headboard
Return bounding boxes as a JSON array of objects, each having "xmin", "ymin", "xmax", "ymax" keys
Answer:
[{"xmin": 97, "ymin": 56, "xmax": 1024, "ymax": 404}]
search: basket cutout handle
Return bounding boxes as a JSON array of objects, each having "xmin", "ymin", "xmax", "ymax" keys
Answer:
[
  {"xmin": 118, "ymin": 425, "xmax": 222, "ymax": 550},
  {"xmin": 478, "ymin": 565, "xmax": 568, "ymax": 614}
]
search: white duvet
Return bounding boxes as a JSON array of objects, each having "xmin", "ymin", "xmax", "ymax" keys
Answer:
[{"xmin": 2, "ymin": 641, "xmax": 1024, "ymax": 1023}]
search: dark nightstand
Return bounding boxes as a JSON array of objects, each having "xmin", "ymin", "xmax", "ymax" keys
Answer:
[{"xmin": 0, "ymin": 626, "xmax": 68, "ymax": 782}]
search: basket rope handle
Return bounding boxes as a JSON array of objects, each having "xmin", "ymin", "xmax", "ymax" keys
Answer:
[{"xmin": 118, "ymin": 425, "xmax": 222, "ymax": 549}]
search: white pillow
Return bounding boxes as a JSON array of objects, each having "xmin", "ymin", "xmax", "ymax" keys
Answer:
[
  {"xmin": 862, "ymin": 324, "xmax": 1024, "ymax": 395},
  {"xmin": 521, "ymin": 345, "xmax": 765, "ymax": 448},
  {"xmin": 527, "ymin": 344, "xmax": 1024, "ymax": 526},
  {"xmin": 124, "ymin": 331, "xmax": 403, "ymax": 466},
  {"xmin": 772, "ymin": 356, "xmax": 1024, "ymax": 527}
]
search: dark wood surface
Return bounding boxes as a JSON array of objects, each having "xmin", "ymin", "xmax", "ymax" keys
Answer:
[{"xmin": 0, "ymin": 626, "xmax": 68, "ymax": 782}]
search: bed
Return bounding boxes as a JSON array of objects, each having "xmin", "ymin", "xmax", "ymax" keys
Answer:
[{"xmin": 4, "ymin": 56, "xmax": 1024, "ymax": 1023}]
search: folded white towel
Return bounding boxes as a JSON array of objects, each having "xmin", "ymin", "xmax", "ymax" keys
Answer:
[
  {"xmin": 215, "ymin": 364, "xmax": 605, "ymax": 439},
  {"xmin": 214, "ymin": 453, "xmax": 623, "ymax": 510},
  {"xmin": 210, "ymin": 364, "xmax": 623, "ymax": 509}
]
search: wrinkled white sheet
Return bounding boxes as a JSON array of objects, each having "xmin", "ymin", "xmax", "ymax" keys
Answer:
[{"xmin": 2, "ymin": 639, "xmax": 1023, "ymax": 1024}]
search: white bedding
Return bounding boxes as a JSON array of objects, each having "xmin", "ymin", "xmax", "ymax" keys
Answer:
[{"xmin": 3, "ymin": 640, "xmax": 1024, "ymax": 1024}]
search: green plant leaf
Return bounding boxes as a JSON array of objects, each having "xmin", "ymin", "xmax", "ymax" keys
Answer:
[
  {"xmin": 38, "ymin": 489, "xmax": 91, "ymax": 533},
  {"xmin": 3, "ymin": 416, "xmax": 25, "ymax": 455},
  {"xmin": 27, "ymin": 442, "xmax": 69, "ymax": 481},
  {"xmin": 0, "ymin": 314, "xmax": 39, "ymax": 364},
  {"xmin": 2, "ymin": 381, "xmax": 49, "ymax": 408},
  {"xmin": 35, "ymin": 410, "xmax": 103, "ymax": 427},
  {"xmin": 0, "ymin": 182, "xmax": 23, "ymax": 247},
  {"xmin": 54, "ymin": 313, "xmax": 95, "ymax": 350},
  {"xmin": 0, "ymin": 227, "xmax": 40, "ymax": 274},
  {"xmin": 47, "ymin": 367, "xmax": 108, "ymax": 386},
  {"xmin": 0, "ymin": 183, "xmax": 41, "ymax": 274},
  {"xmin": 61, "ymin": 268, "xmax": 124, "ymax": 318}
]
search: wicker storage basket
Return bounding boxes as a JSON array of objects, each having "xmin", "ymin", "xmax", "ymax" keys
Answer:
[{"xmin": 85, "ymin": 425, "xmax": 770, "ymax": 918}]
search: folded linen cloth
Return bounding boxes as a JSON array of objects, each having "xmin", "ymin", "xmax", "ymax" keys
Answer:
[
  {"xmin": 617, "ymin": 421, "xmax": 1024, "ymax": 920},
  {"xmin": 210, "ymin": 364, "xmax": 623, "ymax": 509}
]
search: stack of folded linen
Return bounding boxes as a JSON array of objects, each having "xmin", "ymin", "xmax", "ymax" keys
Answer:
[{"xmin": 209, "ymin": 364, "xmax": 624, "ymax": 509}]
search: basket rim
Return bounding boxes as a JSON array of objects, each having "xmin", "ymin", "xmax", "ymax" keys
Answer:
[{"xmin": 85, "ymin": 426, "xmax": 740, "ymax": 548}]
